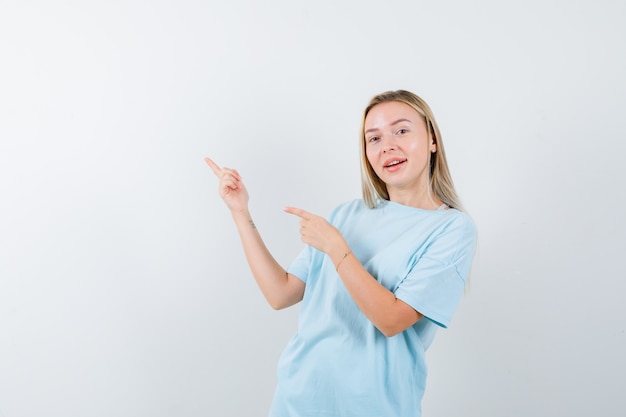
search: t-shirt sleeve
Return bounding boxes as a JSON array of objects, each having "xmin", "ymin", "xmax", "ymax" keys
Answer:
[
  {"xmin": 393, "ymin": 213, "xmax": 477, "ymax": 328},
  {"xmin": 287, "ymin": 245, "xmax": 312, "ymax": 283}
]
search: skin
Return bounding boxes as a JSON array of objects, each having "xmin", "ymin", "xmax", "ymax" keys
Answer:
[
  {"xmin": 364, "ymin": 101, "xmax": 441, "ymax": 209},
  {"xmin": 205, "ymin": 157, "xmax": 305, "ymax": 310},
  {"xmin": 206, "ymin": 101, "xmax": 443, "ymax": 337}
]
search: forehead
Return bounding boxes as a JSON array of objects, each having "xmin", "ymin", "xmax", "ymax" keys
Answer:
[{"xmin": 364, "ymin": 101, "xmax": 424, "ymax": 129}]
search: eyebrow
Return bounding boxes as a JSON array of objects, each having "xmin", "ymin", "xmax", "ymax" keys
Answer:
[{"xmin": 364, "ymin": 118, "xmax": 412, "ymax": 135}]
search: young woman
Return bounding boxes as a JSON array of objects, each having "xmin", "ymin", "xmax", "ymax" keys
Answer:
[{"xmin": 206, "ymin": 90, "xmax": 477, "ymax": 417}]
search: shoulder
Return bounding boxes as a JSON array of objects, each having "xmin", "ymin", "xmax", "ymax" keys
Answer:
[
  {"xmin": 432, "ymin": 210, "xmax": 477, "ymax": 264},
  {"xmin": 430, "ymin": 210, "xmax": 477, "ymax": 254},
  {"xmin": 444, "ymin": 209, "xmax": 476, "ymax": 236},
  {"xmin": 328, "ymin": 198, "xmax": 367, "ymax": 220}
]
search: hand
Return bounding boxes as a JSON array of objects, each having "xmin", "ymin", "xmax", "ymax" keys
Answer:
[
  {"xmin": 284, "ymin": 206, "xmax": 347, "ymax": 255},
  {"xmin": 204, "ymin": 157, "xmax": 249, "ymax": 213}
]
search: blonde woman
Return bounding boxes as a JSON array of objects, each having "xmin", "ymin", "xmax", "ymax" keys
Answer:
[{"xmin": 206, "ymin": 90, "xmax": 476, "ymax": 417}]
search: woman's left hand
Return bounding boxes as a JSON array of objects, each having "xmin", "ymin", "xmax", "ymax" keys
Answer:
[{"xmin": 284, "ymin": 207, "xmax": 346, "ymax": 255}]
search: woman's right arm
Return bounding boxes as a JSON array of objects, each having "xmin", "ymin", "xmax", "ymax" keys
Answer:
[{"xmin": 205, "ymin": 157, "xmax": 305, "ymax": 310}]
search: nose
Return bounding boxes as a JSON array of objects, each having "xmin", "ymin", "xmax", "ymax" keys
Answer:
[{"xmin": 382, "ymin": 137, "xmax": 396, "ymax": 153}]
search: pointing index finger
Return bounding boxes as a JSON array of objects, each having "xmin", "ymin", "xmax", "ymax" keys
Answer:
[
  {"xmin": 204, "ymin": 157, "xmax": 222, "ymax": 177},
  {"xmin": 284, "ymin": 206, "xmax": 311, "ymax": 219}
]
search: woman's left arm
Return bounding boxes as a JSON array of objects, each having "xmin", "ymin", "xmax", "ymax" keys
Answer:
[{"xmin": 285, "ymin": 207, "xmax": 422, "ymax": 337}]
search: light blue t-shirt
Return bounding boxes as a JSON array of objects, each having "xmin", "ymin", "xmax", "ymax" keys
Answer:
[{"xmin": 269, "ymin": 199, "xmax": 477, "ymax": 417}]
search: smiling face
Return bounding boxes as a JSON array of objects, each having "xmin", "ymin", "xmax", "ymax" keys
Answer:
[{"xmin": 364, "ymin": 101, "xmax": 436, "ymax": 206}]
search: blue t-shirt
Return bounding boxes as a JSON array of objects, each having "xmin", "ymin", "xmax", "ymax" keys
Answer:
[{"xmin": 269, "ymin": 199, "xmax": 477, "ymax": 417}]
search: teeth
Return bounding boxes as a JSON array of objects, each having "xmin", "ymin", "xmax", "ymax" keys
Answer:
[{"xmin": 386, "ymin": 160, "xmax": 402, "ymax": 167}]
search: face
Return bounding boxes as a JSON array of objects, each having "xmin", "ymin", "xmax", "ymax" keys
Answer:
[{"xmin": 364, "ymin": 101, "xmax": 435, "ymax": 201}]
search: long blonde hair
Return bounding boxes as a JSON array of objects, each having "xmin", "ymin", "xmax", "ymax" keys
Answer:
[{"xmin": 360, "ymin": 90, "xmax": 463, "ymax": 211}]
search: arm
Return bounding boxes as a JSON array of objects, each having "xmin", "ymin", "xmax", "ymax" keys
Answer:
[
  {"xmin": 206, "ymin": 158, "xmax": 305, "ymax": 310},
  {"xmin": 284, "ymin": 207, "xmax": 422, "ymax": 337},
  {"xmin": 329, "ymin": 248, "xmax": 423, "ymax": 337}
]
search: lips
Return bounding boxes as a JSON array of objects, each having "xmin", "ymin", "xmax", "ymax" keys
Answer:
[{"xmin": 383, "ymin": 158, "xmax": 407, "ymax": 168}]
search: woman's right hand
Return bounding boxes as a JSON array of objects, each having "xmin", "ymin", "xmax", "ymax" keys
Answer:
[{"xmin": 204, "ymin": 157, "xmax": 249, "ymax": 213}]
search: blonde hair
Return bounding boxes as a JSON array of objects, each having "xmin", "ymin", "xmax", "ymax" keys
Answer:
[{"xmin": 360, "ymin": 90, "xmax": 463, "ymax": 211}]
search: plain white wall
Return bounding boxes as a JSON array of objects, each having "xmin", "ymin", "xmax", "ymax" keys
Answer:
[{"xmin": 1, "ymin": 0, "xmax": 625, "ymax": 416}]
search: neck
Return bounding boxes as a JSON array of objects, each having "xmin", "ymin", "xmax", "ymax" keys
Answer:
[{"xmin": 388, "ymin": 187, "xmax": 443, "ymax": 210}]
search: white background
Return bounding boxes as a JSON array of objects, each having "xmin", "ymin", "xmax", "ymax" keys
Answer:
[{"xmin": 1, "ymin": 1, "xmax": 625, "ymax": 416}]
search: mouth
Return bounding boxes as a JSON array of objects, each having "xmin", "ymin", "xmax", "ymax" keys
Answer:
[{"xmin": 384, "ymin": 158, "xmax": 407, "ymax": 168}]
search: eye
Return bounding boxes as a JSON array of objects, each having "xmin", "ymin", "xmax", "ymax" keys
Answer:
[
  {"xmin": 397, "ymin": 128, "xmax": 408, "ymax": 135},
  {"xmin": 367, "ymin": 136, "xmax": 380, "ymax": 143}
]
